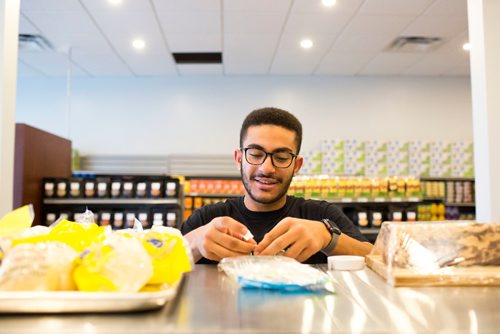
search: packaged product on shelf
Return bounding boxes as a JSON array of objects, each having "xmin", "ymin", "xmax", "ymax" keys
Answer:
[
  {"xmin": 166, "ymin": 212, "xmax": 177, "ymax": 227},
  {"xmin": 391, "ymin": 211, "xmax": 403, "ymax": 222},
  {"xmin": 125, "ymin": 213, "xmax": 136, "ymax": 229},
  {"xmin": 45, "ymin": 213, "xmax": 57, "ymax": 225},
  {"xmin": 59, "ymin": 212, "xmax": 71, "ymax": 221},
  {"xmin": 96, "ymin": 178, "xmax": 110, "ymax": 198},
  {"xmin": 358, "ymin": 212, "xmax": 369, "ymax": 227},
  {"xmin": 150, "ymin": 181, "xmax": 162, "ymax": 198},
  {"xmin": 122, "ymin": 181, "xmax": 134, "ymax": 198},
  {"xmin": 372, "ymin": 212, "xmax": 382, "ymax": 227},
  {"xmin": 113, "ymin": 212, "xmax": 124, "ymax": 229},
  {"xmin": 152, "ymin": 212, "xmax": 164, "ymax": 226},
  {"xmin": 99, "ymin": 212, "xmax": 111, "ymax": 226},
  {"xmin": 43, "ymin": 179, "xmax": 56, "ymax": 198},
  {"xmin": 183, "ymin": 209, "xmax": 192, "ymax": 221},
  {"xmin": 165, "ymin": 179, "xmax": 178, "ymax": 198},
  {"xmin": 56, "ymin": 179, "xmax": 68, "ymax": 198},
  {"xmin": 406, "ymin": 211, "xmax": 417, "ymax": 222},
  {"xmin": 110, "ymin": 179, "xmax": 122, "ymax": 198},
  {"xmin": 84, "ymin": 180, "xmax": 96, "ymax": 198},
  {"xmin": 138, "ymin": 212, "xmax": 149, "ymax": 228},
  {"xmin": 135, "ymin": 181, "xmax": 147, "ymax": 198},
  {"xmin": 194, "ymin": 197, "xmax": 203, "ymax": 209},
  {"xmin": 68, "ymin": 179, "xmax": 82, "ymax": 198}
]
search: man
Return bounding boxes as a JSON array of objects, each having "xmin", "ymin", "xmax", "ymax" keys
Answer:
[{"xmin": 181, "ymin": 107, "xmax": 372, "ymax": 264}]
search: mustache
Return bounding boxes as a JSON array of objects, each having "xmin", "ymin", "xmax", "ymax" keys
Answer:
[{"xmin": 251, "ymin": 172, "xmax": 282, "ymax": 182}]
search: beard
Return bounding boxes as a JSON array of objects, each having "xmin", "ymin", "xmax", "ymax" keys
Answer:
[{"xmin": 240, "ymin": 166, "xmax": 294, "ymax": 206}]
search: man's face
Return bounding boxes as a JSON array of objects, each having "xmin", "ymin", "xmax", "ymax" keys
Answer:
[{"xmin": 235, "ymin": 124, "xmax": 303, "ymax": 211}]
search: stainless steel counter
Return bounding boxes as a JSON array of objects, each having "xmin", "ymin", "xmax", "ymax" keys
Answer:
[{"xmin": 0, "ymin": 264, "xmax": 498, "ymax": 333}]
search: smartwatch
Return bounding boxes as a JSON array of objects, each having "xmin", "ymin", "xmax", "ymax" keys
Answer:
[{"xmin": 320, "ymin": 218, "xmax": 341, "ymax": 255}]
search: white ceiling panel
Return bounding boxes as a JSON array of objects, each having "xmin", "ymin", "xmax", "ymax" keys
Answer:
[
  {"xmin": 359, "ymin": 0, "xmax": 435, "ymax": 15},
  {"xmin": 19, "ymin": 51, "xmax": 89, "ymax": 76},
  {"xmin": 423, "ymin": 0, "xmax": 468, "ymax": 16},
  {"xmin": 17, "ymin": 0, "xmax": 470, "ymax": 77},
  {"xmin": 152, "ymin": 0, "xmax": 220, "ymax": 12},
  {"xmin": 271, "ymin": 34, "xmax": 334, "ymax": 74},
  {"xmin": 23, "ymin": 10, "xmax": 100, "ymax": 35},
  {"xmin": 315, "ymin": 51, "xmax": 374, "ymax": 75},
  {"xmin": 21, "ymin": 0, "xmax": 82, "ymax": 11},
  {"xmin": 17, "ymin": 60, "xmax": 48, "ymax": 77},
  {"xmin": 223, "ymin": 0, "xmax": 291, "ymax": 12},
  {"xmin": 19, "ymin": 15, "xmax": 41, "ymax": 34},
  {"xmin": 284, "ymin": 12, "xmax": 352, "ymax": 35},
  {"xmin": 224, "ymin": 63, "xmax": 270, "ymax": 75},
  {"xmin": 402, "ymin": 16, "xmax": 468, "ymax": 39},
  {"xmin": 331, "ymin": 33, "xmax": 395, "ymax": 53},
  {"xmin": 359, "ymin": 53, "xmax": 424, "ymax": 75},
  {"xmin": 402, "ymin": 54, "xmax": 460, "ymax": 76},
  {"xmin": 90, "ymin": 11, "xmax": 161, "ymax": 36},
  {"xmin": 224, "ymin": 12, "xmax": 288, "ymax": 34},
  {"xmin": 292, "ymin": 0, "xmax": 364, "ymax": 14},
  {"xmin": 167, "ymin": 34, "xmax": 221, "ymax": 52},
  {"xmin": 81, "ymin": 0, "xmax": 152, "ymax": 12},
  {"xmin": 442, "ymin": 61, "xmax": 470, "ymax": 76},
  {"xmin": 70, "ymin": 52, "xmax": 132, "ymax": 76},
  {"xmin": 177, "ymin": 64, "xmax": 223, "ymax": 76},
  {"xmin": 224, "ymin": 33, "xmax": 279, "ymax": 63},
  {"xmin": 341, "ymin": 14, "xmax": 415, "ymax": 36},
  {"xmin": 121, "ymin": 54, "xmax": 178, "ymax": 76},
  {"xmin": 156, "ymin": 11, "xmax": 220, "ymax": 34}
]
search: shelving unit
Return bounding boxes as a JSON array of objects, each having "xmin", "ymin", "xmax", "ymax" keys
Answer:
[{"xmin": 41, "ymin": 175, "xmax": 182, "ymax": 228}]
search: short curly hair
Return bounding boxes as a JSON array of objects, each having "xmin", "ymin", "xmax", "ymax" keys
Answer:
[{"xmin": 240, "ymin": 107, "xmax": 302, "ymax": 154}]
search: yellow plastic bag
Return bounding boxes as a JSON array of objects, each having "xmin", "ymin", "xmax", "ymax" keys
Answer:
[{"xmin": 0, "ymin": 205, "xmax": 34, "ymax": 238}]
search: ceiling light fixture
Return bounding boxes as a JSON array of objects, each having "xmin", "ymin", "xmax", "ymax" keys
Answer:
[
  {"xmin": 462, "ymin": 42, "xmax": 471, "ymax": 51},
  {"xmin": 322, "ymin": 0, "xmax": 337, "ymax": 7},
  {"xmin": 132, "ymin": 39, "xmax": 146, "ymax": 50},
  {"xmin": 300, "ymin": 39, "xmax": 313, "ymax": 49},
  {"xmin": 108, "ymin": 0, "xmax": 123, "ymax": 5}
]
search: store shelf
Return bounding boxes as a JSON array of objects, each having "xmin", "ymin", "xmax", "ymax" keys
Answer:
[
  {"xmin": 185, "ymin": 193, "xmax": 242, "ymax": 198},
  {"xmin": 311, "ymin": 197, "xmax": 422, "ymax": 204},
  {"xmin": 43, "ymin": 198, "xmax": 180, "ymax": 205},
  {"xmin": 444, "ymin": 202, "xmax": 476, "ymax": 207},
  {"xmin": 421, "ymin": 176, "xmax": 475, "ymax": 181}
]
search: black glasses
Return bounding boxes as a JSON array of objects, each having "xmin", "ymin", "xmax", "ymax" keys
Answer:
[{"xmin": 241, "ymin": 147, "xmax": 297, "ymax": 168}]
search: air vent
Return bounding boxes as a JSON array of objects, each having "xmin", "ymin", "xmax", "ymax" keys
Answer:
[
  {"xmin": 386, "ymin": 36, "xmax": 442, "ymax": 53},
  {"xmin": 172, "ymin": 52, "xmax": 222, "ymax": 64},
  {"xmin": 18, "ymin": 34, "xmax": 53, "ymax": 51}
]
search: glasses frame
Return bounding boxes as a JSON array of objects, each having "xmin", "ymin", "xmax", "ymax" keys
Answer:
[{"xmin": 240, "ymin": 147, "xmax": 297, "ymax": 169}]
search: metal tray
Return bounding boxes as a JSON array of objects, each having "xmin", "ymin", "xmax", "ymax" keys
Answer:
[{"xmin": 0, "ymin": 281, "xmax": 181, "ymax": 314}]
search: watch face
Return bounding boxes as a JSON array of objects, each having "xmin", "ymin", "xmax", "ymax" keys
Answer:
[{"xmin": 323, "ymin": 219, "xmax": 341, "ymax": 235}]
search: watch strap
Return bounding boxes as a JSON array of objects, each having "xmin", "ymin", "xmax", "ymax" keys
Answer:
[{"xmin": 320, "ymin": 218, "xmax": 341, "ymax": 255}]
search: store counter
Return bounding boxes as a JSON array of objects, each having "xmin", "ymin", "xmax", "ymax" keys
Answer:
[{"xmin": 0, "ymin": 264, "xmax": 498, "ymax": 333}]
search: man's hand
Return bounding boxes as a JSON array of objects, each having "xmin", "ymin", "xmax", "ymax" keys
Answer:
[
  {"xmin": 186, "ymin": 216, "xmax": 256, "ymax": 262},
  {"xmin": 253, "ymin": 217, "xmax": 330, "ymax": 263}
]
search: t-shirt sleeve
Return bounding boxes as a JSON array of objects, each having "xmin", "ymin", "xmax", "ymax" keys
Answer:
[{"xmin": 325, "ymin": 203, "xmax": 368, "ymax": 242}]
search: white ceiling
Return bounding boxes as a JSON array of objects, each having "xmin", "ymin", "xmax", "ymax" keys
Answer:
[{"xmin": 17, "ymin": 0, "xmax": 470, "ymax": 77}]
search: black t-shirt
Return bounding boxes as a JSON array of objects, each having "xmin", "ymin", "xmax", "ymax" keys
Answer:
[{"xmin": 181, "ymin": 196, "xmax": 367, "ymax": 264}]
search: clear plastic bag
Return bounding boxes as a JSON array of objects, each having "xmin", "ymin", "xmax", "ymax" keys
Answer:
[{"xmin": 218, "ymin": 256, "xmax": 334, "ymax": 292}]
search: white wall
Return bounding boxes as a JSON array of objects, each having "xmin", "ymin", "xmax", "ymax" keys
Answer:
[{"xmin": 15, "ymin": 76, "xmax": 472, "ymax": 156}]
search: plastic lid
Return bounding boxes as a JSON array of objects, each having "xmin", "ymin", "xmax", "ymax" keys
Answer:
[{"xmin": 328, "ymin": 255, "xmax": 365, "ymax": 271}]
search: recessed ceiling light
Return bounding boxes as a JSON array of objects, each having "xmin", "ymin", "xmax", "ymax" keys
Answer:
[
  {"xmin": 132, "ymin": 39, "xmax": 146, "ymax": 50},
  {"xmin": 300, "ymin": 39, "xmax": 313, "ymax": 49},
  {"xmin": 108, "ymin": 0, "xmax": 123, "ymax": 5},
  {"xmin": 322, "ymin": 0, "xmax": 337, "ymax": 7},
  {"xmin": 462, "ymin": 42, "xmax": 471, "ymax": 51}
]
